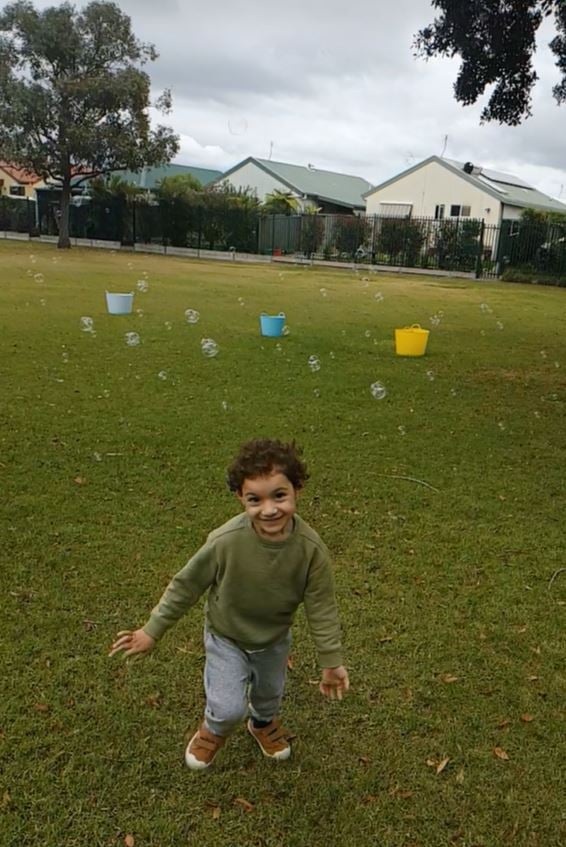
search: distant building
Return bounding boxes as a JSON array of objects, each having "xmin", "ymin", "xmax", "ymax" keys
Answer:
[
  {"xmin": 364, "ymin": 156, "xmax": 566, "ymax": 224},
  {"xmin": 111, "ymin": 163, "xmax": 223, "ymax": 190},
  {"xmin": 214, "ymin": 156, "xmax": 373, "ymax": 214},
  {"xmin": 0, "ymin": 162, "xmax": 46, "ymax": 198}
]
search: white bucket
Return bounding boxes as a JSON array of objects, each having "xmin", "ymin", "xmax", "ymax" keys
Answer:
[{"xmin": 105, "ymin": 291, "xmax": 134, "ymax": 315}]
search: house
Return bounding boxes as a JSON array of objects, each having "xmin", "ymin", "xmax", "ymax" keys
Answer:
[
  {"xmin": 0, "ymin": 162, "xmax": 46, "ymax": 198},
  {"xmin": 214, "ymin": 156, "xmax": 373, "ymax": 214},
  {"xmin": 363, "ymin": 156, "xmax": 566, "ymax": 224},
  {"xmin": 111, "ymin": 163, "xmax": 223, "ymax": 191}
]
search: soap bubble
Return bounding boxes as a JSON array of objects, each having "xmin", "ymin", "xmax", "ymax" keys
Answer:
[
  {"xmin": 34, "ymin": 272, "xmax": 45, "ymax": 283},
  {"xmin": 313, "ymin": 388, "xmax": 321, "ymax": 398},
  {"xmin": 62, "ymin": 352, "xmax": 69, "ymax": 363},
  {"xmin": 164, "ymin": 321, "xmax": 172, "ymax": 330},
  {"xmin": 39, "ymin": 298, "xmax": 46, "ymax": 307},
  {"xmin": 430, "ymin": 314, "xmax": 441, "ymax": 327},
  {"xmin": 450, "ymin": 387, "xmax": 458, "ymax": 397},
  {"xmin": 320, "ymin": 288, "xmax": 328, "ymax": 297},
  {"xmin": 398, "ymin": 425, "xmax": 406, "ymax": 436},
  {"xmin": 362, "ymin": 276, "xmax": 370, "ymax": 282},
  {"xmin": 308, "ymin": 355, "xmax": 321, "ymax": 372},
  {"xmin": 157, "ymin": 370, "xmax": 168, "ymax": 380},
  {"xmin": 540, "ymin": 350, "xmax": 547, "ymax": 359},
  {"xmin": 374, "ymin": 292, "xmax": 384, "ymax": 302},
  {"xmin": 185, "ymin": 308, "xmax": 200, "ymax": 324},
  {"xmin": 282, "ymin": 325, "xmax": 290, "ymax": 336},
  {"xmin": 365, "ymin": 329, "xmax": 372, "ymax": 338},
  {"xmin": 26, "ymin": 269, "xmax": 33, "ymax": 276},
  {"xmin": 274, "ymin": 342, "xmax": 283, "ymax": 354},
  {"xmin": 554, "ymin": 361, "xmax": 560, "ymax": 368},
  {"xmin": 201, "ymin": 338, "xmax": 219, "ymax": 358},
  {"xmin": 426, "ymin": 370, "xmax": 435, "ymax": 381},
  {"xmin": 80, "ymin": 316, "xmax": 94, "ymax": 333},
  {"xmin": 329, "ymin": 351, "xmax": 335, "ymax": 359},
  {"xmin": 135, "ymin": 308, "xmax": 144, "ymax": 318},
  {"xmin": 93, "ymin": 451, "xmax": 102, "ymax": 462},
  {"xmin": 221, "ymin": 400, "xmax": 229, "ymax": 411},
  {"xmin": 496, "ymin": 321, "xmax": 504, "ymax": 330},
  {"xmin": 370, "ymin": 381, "xmax": 387, "ymax": 400},
  {"xmin": 480, "ymin": 303, "xmax": 492, "ymax": 314},
  {"xmin": 534, "ymin": 411, "xmax": 541, "ymax": 419},
  {"xmin": 127, "ymin": 262, "xmax": 133, "ymax": 270},
  {"xmin": 498, "ymin": 421, "xmax": 506, "ymax": 431},
  {"xmin": 480, "ymin": 329, "xmax": 486, "ymax": 336},
  {"xmin": 142, "ymin": 271, "xmax": 149, "ymax": 278},
  {"xmin": 136, "ymin": 280, "xmax": 149, "ymax": 293},
  {"xmin": 237, "ymin": 297, "xmax": 245, "ymax": 306},
  {"xmin": 125, "ymin": 331, "xmax": 140, "ymax": 347}
]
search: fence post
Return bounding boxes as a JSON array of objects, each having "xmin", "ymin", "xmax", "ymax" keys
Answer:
[
  {"xmin": 197, "ymin": 206, "xmax": 202, "ymax": 257},
  {"xmin": 271, "ymin": 215, "xmax": 275, "ymax": 257},
  {"xmin": 475, "ymin": 219, "xmax": 485, "ymax": 278},
  {"xmin": 132, "ymin": 202, "xmax": 136, "ymax": 248}
]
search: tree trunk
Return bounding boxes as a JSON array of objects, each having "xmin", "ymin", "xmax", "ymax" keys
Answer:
[{"xmin": 58, "ymin": 177, "xmax": 72, "ymax": 249}]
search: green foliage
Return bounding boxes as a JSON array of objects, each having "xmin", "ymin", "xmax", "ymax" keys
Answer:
[
  {"xmin": 415, "ymin": 1, "xmax": 566, "ymax": 124},
  {"xmin": 157, "ymin": 173, "xmax": 203, "ymax": 197},
  {"xmin": 0, "ymin": 0, "xmax": 179, "ymax": 247},
  {"xmin": 378, "ymin": 218, "xmax": 426, "ymax": 264},
  {"xmin": 332, "ymin": 215, "xmax": 370, "ymax": 257},
  {"xmin": 433, "ymin": 219, "xmax": 481, "ymax": 271},
  {"xmin": 299, "ymin": 213, "xmax": 324, "ymax": 256},
  {"xmin": 262, "ymin": 190, "xmax": 300, "ymax": 215}
]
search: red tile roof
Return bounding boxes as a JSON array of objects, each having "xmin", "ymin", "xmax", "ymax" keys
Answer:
[{"xmin": 0, "ymin": 162, "xmax": 43, "ymax": 184}]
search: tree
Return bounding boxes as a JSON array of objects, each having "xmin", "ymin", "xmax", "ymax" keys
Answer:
[
  {"xmin": 262, "ymin": 190, "xmax": 300, "ymax": 215},
  {"xmin": 0, "ymin": 1, "xmax": 179, "ymax": 247},
  {"xmin": 415, "ymin": 1, "xmax": 566, "ymax": 125}
]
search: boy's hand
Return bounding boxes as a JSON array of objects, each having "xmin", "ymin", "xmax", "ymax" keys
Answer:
[
  {"xmin": 319, "ymin": 665, "xmax": 349, "ymax": 701},
  {"xmin": 108, "ymin": 628, "xmax": 155, "ymax": 658}
]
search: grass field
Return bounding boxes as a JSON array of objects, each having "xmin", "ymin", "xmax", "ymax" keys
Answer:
[{"xmin": 1, "ymin": 241, "xmax": 565, "ymax": 847}]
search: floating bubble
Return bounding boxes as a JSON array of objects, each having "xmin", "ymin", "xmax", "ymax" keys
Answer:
[
  {"xmin": 282, "ymin": 325, "xmax": 290, "ymax": 336},
  {"xmin": 498, "ymin": 421, "xmax": 506, "ymax": 430},
  {"xmin": 62, "ymin": 352, "xmax": 69, "ymax": 363},
  {"xmin": 374, "ymin": 291, "xmax": 384, "ymax": 302},
  {"xmin": 125, "ymin": 331, "xmax": 140, "ymax": 347},
  {"xmin": 136, "ymin": 279, "xmax": 149, "ymax": 293},
  {"xmin": 185, "ymin": 308, "xmax": 200, "ymax": 324},
  {"xmin": 362, "ymin": 276, "xmax": 370, "ymax": 282},
  {"xmin": 398, "ymin": 425, "xmax": 406, "ymax": 436},
  {"xmin": 308, "ymin": 355, "xmax": 321, "ymax": 372},
  {"xmin": 80, "ymin": 316, "xmax": 94, "ymax": 333},
  {"xmin": 365, "ymin": 329, "xmax": 372, "ymax": 338},
  {"xmin": 534, "ymin": 411, "xmax": 541, "ymax": 419},
  {"xmin": 426, "ymin": 370, "xmax": 435, "ymax": 381},
  {"xmin": 227, "ymin": 117, "xmax": 248, "ymax": 136},
  {"xmin": 238, "ymin": 297, "xmax": 245, "ymax": 306},
  {"xmin": 496, "ymin": 321, "xmax": 504, "ymax": 330},
  {"xmin": 373, "ymin": 338, "xmax": 379, "ymax": 345},
  {"xmin": 329, "ymin": 351, "xmax": 335, "ymax": 359},
  {"xmin": 142, "ymin": 271, "xmax": 149, "ymax": 278},
  {"xmin": 93, "ymin": 451, "xmax": 102, "ymax": 462},
  {"xmin": 450, "ymin": 387, "xmax": 458, "ymax": 397},
  {"xmin": 221, "ymin": 400, "xmax": 229, "ymax": 411},
  {"xmin": 480, "ymin": 303, "xmax": 492, "ymax": 314},
  {"xmin": 320, "ymin": 288, "xmax": 328, "ymax": 297},
  {"xmin": 554, "ymin": 361, "xmax": 560, "ymax": 368},
  {"xmin": 157, "ymin": 370, "xmax": 168, "ymax": 380},
  {"xmin": 165, "ymin": 321, "xmax": 172, "ymax": 330},
  {"xmin": 26, "ymin": 269, "xmax": 33, "ymax": 276},
  {"xmin": 430, "ymin": 314, "xmax": 441, "ymax": 327},
  {"xmin": 480, "ymin": 329, "xmax": 486, "ymax": 336},
  {"xmin": 201, "ymin": 337, "xmax": 219, "ymax": 358},
  {"xmin": 437, "ymin": 309, "xmax": 444, "ymax": 317},
  {"xmin": 370, "ymin": 381, "xmax": 387, "ymax": 400},
  {"xmin": 540, "ymin": 350, "xmax": 547, "ymax": 359},
  {"xmin": 127, "ymin": 262, "xmax": 133, "ymax": 270},
  {"xmin": 274, "ymin": 342, "xmax": 283, "ymax": 354},
  {"xmin": 135, "ymin": 308, "xmax": 144, "ymax": 318},
  {"xmin": 39, "ymin": 298, "xmax": 46, "ymax": 307},
  {"xmin": 313, "ymin": 388, "xmax": 321, "ymax": 398},
  {"xmin": 34, "ymin": 273, "xmax": 45, "ymax": 283}
]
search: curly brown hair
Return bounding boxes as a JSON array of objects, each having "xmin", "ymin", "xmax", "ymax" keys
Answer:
[{"xmin": 226, "ymin": 438, "xmax": 309, "ymax": 493}]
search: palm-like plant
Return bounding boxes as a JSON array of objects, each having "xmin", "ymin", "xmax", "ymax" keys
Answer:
[{"xmin": 262, "ymin": 190, "xmax": 300, "ymax": 215}]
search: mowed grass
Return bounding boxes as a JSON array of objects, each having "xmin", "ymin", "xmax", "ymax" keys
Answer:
[{"xmin": 1, "ymin": 241, "xmax": 565, "ymax": 847}]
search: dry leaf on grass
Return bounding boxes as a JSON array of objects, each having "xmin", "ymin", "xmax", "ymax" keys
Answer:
[
  {"xmin": 493, "ymin": 747, "xmax": 510, "ymax": 761},
  {"xmin": 73, "ymin": 476, "xmax": 86, "ymax": 485},
  {"xmin": 34, "ymin": 703, "xmax": 49, "ymax": 713},
  {"xmin": 358, "ymin": 755, "xmax": 370, "ymax": 766},
  {"xmin": 286, "ymin": 655, "xmax": 294, "ymax": 670},
  {"xmin": 521, "ymin": 713, "xmax": 534, "ymax": 723},
  {"xmin": 124, "ymin": 836, "xmax": 135, "ymax": 847},
  {"xmin": 436, "ymin": 757, "xmax": 450, "ymax": 774},
  {"xmin": 497, "ymin": 718, "xmax": 511, "ymax": 729},
  {"xmin": 233, "ymin": 797, "xmax": 254, "ymax": 813},
  {"xmin": 439, "ymin": 673, "xmax": 459, "ymax": 683},
  {"xmin": 145, "ymin": 693, "xmax": 162, "ymax": 709},
  {"xmin": 455, "ymin": 768, "xmax": 465, "ymax": 784}
]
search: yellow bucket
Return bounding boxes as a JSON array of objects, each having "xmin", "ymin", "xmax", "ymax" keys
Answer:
[{"xmin": 395, "ymin": 324, "xmax": 430, "ymax": 357}]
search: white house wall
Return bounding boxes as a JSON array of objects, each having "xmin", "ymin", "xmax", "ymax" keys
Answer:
[
  {"xmin": 365, "ymin": 161, "xmax": 502, "ymax": 225},
  {"xmin": 222, "ymin": 161, "xmax": 301, "ymax": 205}
]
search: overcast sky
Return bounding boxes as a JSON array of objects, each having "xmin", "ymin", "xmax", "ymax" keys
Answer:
[{"xmin": 33, "ymin": 0, "xmax": 566, "ymax": 198}]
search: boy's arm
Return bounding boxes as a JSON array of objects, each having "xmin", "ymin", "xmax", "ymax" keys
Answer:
[
  {"xmin": 142, "ymin": 541, "xmax": 218, "ymax": 641},
  {"xmin": 303, "ymin": 550, "xmax": 344, "ymax": 669}
]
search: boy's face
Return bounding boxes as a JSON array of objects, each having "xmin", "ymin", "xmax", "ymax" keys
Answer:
[{"xmin": 237, "ymin": 469, "xmax": 298, "ymax": 541}]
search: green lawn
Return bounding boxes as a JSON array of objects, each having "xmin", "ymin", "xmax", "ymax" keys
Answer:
[{"xmin": 1, "ymin": 242, "xmax": 565, "ymax": 847}]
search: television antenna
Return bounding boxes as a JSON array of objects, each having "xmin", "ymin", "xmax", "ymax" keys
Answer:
[{"xmin": 440, "ymin": 134, "xmax": 448, "ymax": 157}]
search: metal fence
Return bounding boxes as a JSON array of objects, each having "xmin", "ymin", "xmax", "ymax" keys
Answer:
[{"xmin": 4, "ymin": 195, "xmax": 566, "ymax": 283}]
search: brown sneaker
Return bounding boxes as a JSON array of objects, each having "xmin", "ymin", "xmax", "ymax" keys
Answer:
[
  {"xmin": 185, "ymin": 722, "xmax": 226, "ymax": 771},
  {"xmin": 247, "ymin": 718, "xmax": 291, "ymax": 760}
]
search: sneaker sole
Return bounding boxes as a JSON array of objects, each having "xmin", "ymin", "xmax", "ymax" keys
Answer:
[
  {"xmin": 184, "ymin": 731, "xmax": 213, "ymax": 771},
  {"xmin": 247, "ymin": 720, "xmax": 291, "ymax": 761}
]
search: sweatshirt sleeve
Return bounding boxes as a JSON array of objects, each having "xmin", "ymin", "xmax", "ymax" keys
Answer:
[
  {"xmin": 143, "ymin": 541, "xmax": 217, "ymax": 641},
  {"xmin": 303, "ymin": 547, "xmax": 343, "ymax": 668}
]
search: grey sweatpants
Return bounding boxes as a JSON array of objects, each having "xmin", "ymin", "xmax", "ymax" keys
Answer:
[{"xmin": 203, "ymin": 626, "xmax": 291, "ymax": 737}]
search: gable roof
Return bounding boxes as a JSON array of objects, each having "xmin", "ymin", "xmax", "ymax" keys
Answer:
[
  {"xmin": 114, "ymin": 163, "xmax": 223, "ymax": 190},
  {"xmin": 0, "ymin": 162, "xmax": 42, "ymax": 184},
  {"xmin": 364, "ymin": 156, "xmax": 566, "ymax": 215},
  {"xmin": 217, "ymin": 156, "xmax": 373, "ymax": 209}
]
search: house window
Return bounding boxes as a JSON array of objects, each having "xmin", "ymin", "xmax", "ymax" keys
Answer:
[
  {"xmin": 378, "ymin": 202, "xmax": 412, "ymax": 218},
  {"xmin": 9, "ymin": 185, "xmax": 25, "ymax": 196},
  {"xmin": 450, "ymin": 204, "xmax": 472, "ymax": 217},
  {"xmin": 434, "ymin": 204, "xmax": 445, "ymax": 220}
]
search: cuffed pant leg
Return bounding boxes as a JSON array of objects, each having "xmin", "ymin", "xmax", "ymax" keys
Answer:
[
  {"xmin": 248, "ymin": 631, "xmax": 291, "ymax": 723},
  {"xmin": 203, "ymin": 628, "xmax": 250, "ymax": 737}
]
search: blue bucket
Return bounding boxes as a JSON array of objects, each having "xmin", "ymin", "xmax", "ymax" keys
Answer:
[
  {"xmin": 105, "ymin": 291, "xmax": 134, "ymax": 315},
  {"xmin": 259, "ymin": 312, "xmax": 286, "ymax": 337}
]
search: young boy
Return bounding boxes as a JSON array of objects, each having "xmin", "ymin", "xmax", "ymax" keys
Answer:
[{"xmin": 110, "ymin": 438, "xmax": 349, "ymax": 770}]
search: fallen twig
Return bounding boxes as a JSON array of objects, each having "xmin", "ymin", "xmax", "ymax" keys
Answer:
[
  {"xmin": 548, "ymin": 568, "xmax": 566, "ymax": 590},
  {"xmin": 378, "ymin": 474, "xmax": 440, "ymax": 493}
]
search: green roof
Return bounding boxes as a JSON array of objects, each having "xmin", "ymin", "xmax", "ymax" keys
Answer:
[
  {"xmin": 115, "ymin": 163, "xmax": 223, "ymax": 189},
  {"xmin": 218, "ymin": 157, "xmax": 373, "ymax": 210}
]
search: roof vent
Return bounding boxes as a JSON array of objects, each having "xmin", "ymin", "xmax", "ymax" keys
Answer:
[
  {"xmin": 463, "ymin": 161, "xmax": 482, "ymax": 176},
  {"xmin": 307, "ymin": 163, "xmax": 315, "ymax": 170}
]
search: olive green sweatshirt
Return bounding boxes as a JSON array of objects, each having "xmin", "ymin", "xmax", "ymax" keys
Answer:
[{"xmin": 143, "ymin": 512, "xmax": 343, "ymax": 668}]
